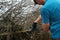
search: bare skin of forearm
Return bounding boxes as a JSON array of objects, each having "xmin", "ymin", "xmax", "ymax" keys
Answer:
[
  {"xmin": 43, "ymin": 23, "xmax": 50, "ymax": 32},
  {"xmin": 34, "ymin": 15, "xmax": 42, "ymax": 23}
]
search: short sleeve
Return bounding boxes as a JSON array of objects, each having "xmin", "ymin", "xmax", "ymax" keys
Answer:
[{"xmin": 40, "ymin": 7, "xmax": 50, "ymax": 24}]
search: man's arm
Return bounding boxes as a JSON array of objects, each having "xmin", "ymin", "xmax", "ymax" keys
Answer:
[
  {"xmin": 40, "ymin": 7, "xmax": 50, "ymax": 32},
  {"xmin": 32, "ymin": 15, "xmax": 42, "ymax": 31},
  {"xmin": 34, "ymin": 15, "xmax": 50, "ymax": 32},
  {"xmin": 34, "ymin": 15, "xmax": 42, "ymax": 23}
]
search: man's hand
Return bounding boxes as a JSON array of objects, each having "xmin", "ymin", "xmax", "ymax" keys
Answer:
[{"xmin": 32, "ymin": 22, "xmax": 37, "ymax": 31}]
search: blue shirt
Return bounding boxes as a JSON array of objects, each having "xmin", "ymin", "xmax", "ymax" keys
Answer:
[{"xmin": 40, "ymin": 0, "xmax": 60, "ymax": 38}]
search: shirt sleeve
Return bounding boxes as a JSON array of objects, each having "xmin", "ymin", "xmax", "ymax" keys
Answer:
[{"xmin": 40, "ymin": 7, "xmax": 50, "ymax": 24}]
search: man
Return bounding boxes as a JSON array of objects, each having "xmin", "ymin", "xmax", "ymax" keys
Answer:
[{"xmin": 32, "ymin": 0, "xmax": 60, "ymax": 40}]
